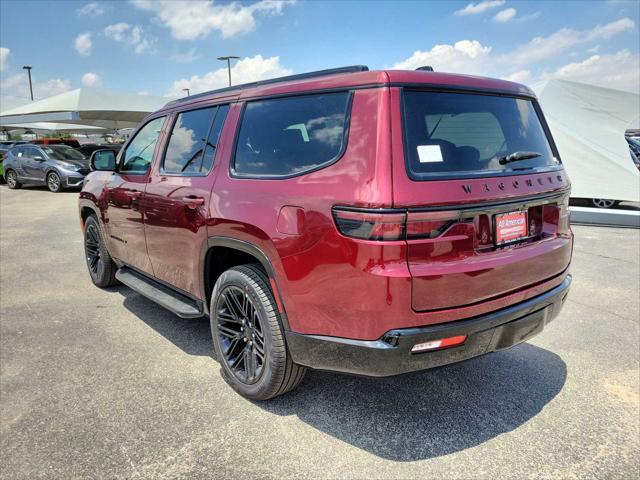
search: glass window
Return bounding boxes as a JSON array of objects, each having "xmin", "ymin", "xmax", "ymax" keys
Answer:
[
  {"xmin": 233, "ymin": 92, "xmax": 351, "ymax": 177},
  {"xmin": 120, "ymin": 116, "xmax": 166, "ymax": 174},
  {"xmin": 403, "ymin": 91, "xmax": 558, "ymax": 178},
  {"xmin": 25, "ymin": 147, "xmax": 41, "ymax": 158},
  {"xmin": 163, "ymin": 105, "xmax": 229, "ymax": 175}
]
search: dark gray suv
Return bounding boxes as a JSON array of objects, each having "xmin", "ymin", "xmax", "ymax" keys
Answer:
[{"xmin": 3, "ymin": 144, "xmax": 90, "ymax": 192}]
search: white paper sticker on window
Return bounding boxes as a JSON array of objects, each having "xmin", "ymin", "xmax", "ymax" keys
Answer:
[{"xmin": 417, "ymin": 145, "xmax": 443, "ymax": 163}]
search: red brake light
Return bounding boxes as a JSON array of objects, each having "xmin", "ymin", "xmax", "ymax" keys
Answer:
[
  {"xmin": 411, "ymin": 335, "xmax": 467, "ymax": 353},
  {"xmin": 333, "ymin": 209, "xmax": 405, "ymax": 241}
]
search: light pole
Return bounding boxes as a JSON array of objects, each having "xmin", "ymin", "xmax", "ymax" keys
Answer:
[
  {"xmin": 217, "ymin": 56, "xmax": 240, "ymax": 86},
  {"xmin": 23, "ymin": 65, "xmax": 33, "ymax": 101},
  {"xmin": 183, "ymin": 88, "xmax": 190, "ymax": 96}
]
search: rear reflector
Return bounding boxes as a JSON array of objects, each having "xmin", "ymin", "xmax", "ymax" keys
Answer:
[{"xmin": 411, "ymin": 335, "xmax": 467, "ymax": 353}]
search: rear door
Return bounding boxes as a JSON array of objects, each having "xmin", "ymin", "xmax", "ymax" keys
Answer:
[
  {"xmin": 104, "ymin": 116, "xmax": 167, "ymax": 273},
  {"xmin": 391, "ymin": 88, "xmax": 572, "ymax": 311},
  {"xmin": 144, "ymin": 104, "xmax": 230, "ymax": 297},
  {"xmin": 22, "ymin": 147, "xmax": 47, "ymax": 181}
]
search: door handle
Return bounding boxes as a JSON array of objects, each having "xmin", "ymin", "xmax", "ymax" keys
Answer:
[{"xmin": 184, "ymin": 196, "xmax": 205, "ymax": 209}]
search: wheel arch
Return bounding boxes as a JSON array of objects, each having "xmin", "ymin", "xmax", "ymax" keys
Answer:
[{"xmin": 201, "ymin": 237, "xmax": 290, "ymax": 330}]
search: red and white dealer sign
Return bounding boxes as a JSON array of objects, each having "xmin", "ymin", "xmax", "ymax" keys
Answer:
[{"xmin": 495, "ymin": 211, "xmax": 528, "ymax": 244}]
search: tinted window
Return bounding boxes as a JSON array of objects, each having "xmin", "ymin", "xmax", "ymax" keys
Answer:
[
  {"xmin": 233, "ymin": 92, "xmax": 351, "ymax": 177},
  {"xmin": 163, "ymin": 105, "xmax": 228, "ymax": 175},
  {"xmin": 403, "ymin": 91, "xmax": 558, "ymax": 178},
  {"xmin": 121, "ymin": 117, "xmax": 166, "ymax": 174},
  {"xmin": 25, "ymin": 147, "xmax": 41, "ymax": 158}
]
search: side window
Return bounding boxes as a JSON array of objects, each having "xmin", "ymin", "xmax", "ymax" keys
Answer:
[
  {"xmin": 13, "ymin": 147, "xmax": 24, "ymax": 158},
  {"xmin": 24, "ymin": 147, "xmax": 39, "ymax": 158},
  {"xmin": 162, "ymin": 105, "xmax": 228, "ymax": 175},
  {"xmin": 120, "ymin": 116, "xmax": 166, "ymax": 174},
  {"xmin": 233, "ymin": 92, "xmax": 351, "ymax": 178}
]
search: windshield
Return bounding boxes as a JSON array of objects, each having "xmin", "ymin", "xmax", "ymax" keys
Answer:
[
  {"xmin": 44, "ymin": 146, "xmax": 86, "ymax": 161},
  {"xmin": 403, "ymin": 91, "xmax": 558, "ymax": 178}
]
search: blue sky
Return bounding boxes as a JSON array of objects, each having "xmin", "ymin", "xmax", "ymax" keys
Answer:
[{"xmin": 1, "ymin": 0, "xmax": 638, "ymax": 110}]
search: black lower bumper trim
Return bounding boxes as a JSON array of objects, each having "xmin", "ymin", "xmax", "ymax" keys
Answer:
[{"xmin": 286, "ymin": 275, "xmax": 571, "ymax": 376}]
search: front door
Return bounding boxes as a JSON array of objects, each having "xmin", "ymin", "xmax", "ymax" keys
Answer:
[
  {"xmin": 105, "ymin": 116, "xmax": 167, "ymax": 273},
  {"xmin": 144, "ymin": 105, "xmax": 230, "ymax": 297}
]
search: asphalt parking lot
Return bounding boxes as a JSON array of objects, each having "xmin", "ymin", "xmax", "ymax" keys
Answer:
[{"xmin": 1, "ymin": 186, "xmax": 638, "ymax": 479}]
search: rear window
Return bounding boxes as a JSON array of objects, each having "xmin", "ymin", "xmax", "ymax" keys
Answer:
[
  {"xmin": 233, "ymin": 92, "xmax": 351, "ymax": 178},
  {"xmin": 403, "ymin": 91, "xmax": 558, "ymax": 179}
]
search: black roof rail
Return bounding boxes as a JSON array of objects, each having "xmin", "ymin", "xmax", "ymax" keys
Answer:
[
  {"xmin": 165, "ymin": 65, "xmax": 369, "ymax": 107},
  {"xmin": 416, "ymin": 66, "xmax": 434, "ymax": 72}
]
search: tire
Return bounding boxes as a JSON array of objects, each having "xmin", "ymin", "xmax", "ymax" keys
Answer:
[
  {"xmin": 84, "ymin": 215, "xmax": 118, "ymax": 287},
  {"xmin": 210, "ymin": 264, "xmax": 306, "ymax": 400},
  {"xmin": 591, "ymin": 198, "xmax": 619, "ymax": 209},
  {"xmin": 46, "ymin": 171, "xmax": 62, "ymax": 192},
  {"xmin": 5, "ymin": 170, "xmax": 21, "ymax": 189}
]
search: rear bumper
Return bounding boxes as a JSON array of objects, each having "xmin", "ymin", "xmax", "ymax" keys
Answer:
[{"xmin": 286, "ymin": 275, "xmax": 571, "ymax": 376}]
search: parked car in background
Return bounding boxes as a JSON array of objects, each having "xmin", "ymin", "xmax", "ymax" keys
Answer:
[
  {"xmin": 0, "ymin": 140, "xmax": 28, "ymax": 149},
  {"xmin": 30, "ymin": 138, "xmax": 82, "ymax": 148},
  {"xmin": 627, "ymin": 136, "xmax": 640, "ymax": 170},
  {"xmin": 4, "ymin": 144, "xmax": 90, "ymax": 192},
  {"xmin": 80, "ymin": 66, "xmax": 572, "ymax": 400},
  {"xmin": 75, "ymin": 143, "xmax": 122, "ymax": 158},
  {"xmin": 0, "ymin": 147, "xmax": 7, "ymax": 183}
]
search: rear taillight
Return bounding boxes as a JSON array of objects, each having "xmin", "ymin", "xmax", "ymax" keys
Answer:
[
  {"xmin": 406, "ymin": 211, "xmax": 457, "ymax": 240},
  {"xmin": 332, "ymin": 209, "xmax": 406, "ymax": 241},
  {"xmin": 333, "ymin": 207, "xmax": 458, "ymax": 241}
]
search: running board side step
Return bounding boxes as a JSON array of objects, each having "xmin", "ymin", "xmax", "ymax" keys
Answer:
[{"xmin": 115, "ymin": 267, "xmax": 204, "ymax": 319}]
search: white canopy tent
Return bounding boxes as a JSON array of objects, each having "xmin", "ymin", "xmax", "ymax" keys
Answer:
[
  {"xmin": 0, "ymin": 122, "xmax": 106, "ymax": 134},
  {"xmin": 0, "ymin": 88, "xmax": 168, "ymax": 130},
  {"xmin": 532, "ymin": 79, "xmax": 639, "ymax": 203}
]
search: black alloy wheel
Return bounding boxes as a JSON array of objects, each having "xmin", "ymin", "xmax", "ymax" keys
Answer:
[
  {"xmin": 83, "ymin": 215, "xmax": 118, "ymax": 287},
  {"xmin": 216, "ymin": 285, "xmax": 266, "ymax": 384},
  {"xmin": 211, "ymin": 264, "xmax": 306, "ymax": 400}
]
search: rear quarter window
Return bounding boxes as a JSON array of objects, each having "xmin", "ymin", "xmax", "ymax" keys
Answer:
[{"xmin": 232, "ymin": 92, "xmax": 352, "ymax": 178}]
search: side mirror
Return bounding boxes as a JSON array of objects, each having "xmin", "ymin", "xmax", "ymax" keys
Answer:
[
  {"xmin": 90, "ymin": 149, "xmax": 117, "ymax": 171},
  {"xmin": 33, "ymin": 155, "xmax": 44, "ymax": 162}
]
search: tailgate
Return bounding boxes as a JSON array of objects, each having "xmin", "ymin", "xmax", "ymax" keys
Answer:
[{"xmin": 406, "ymin": 192, "xmax": 572, "ymax": 311}]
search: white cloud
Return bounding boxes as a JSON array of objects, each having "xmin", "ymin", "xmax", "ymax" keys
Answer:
[
  {"xmin": 503, "ymin": 70, "xmax": 531, "ymax": 83},
  {"xmin": 1, "ymin": 73, "xmax": 71, "ymax": 110},
  {"xmin": 77, "ymin": 2, "xmax": 105, "ymax": 16},
  {"xmin": 81, "ymin": 72, "xmax": 102, "ymax": 87},
  {"xmin": 0, "ymin": 47, "xmax": 9, "ymax": 70},
  {"xmin": 137, "ymin": 91, "xmax": 150, "ymax": 96},
  {"xmin": 166, "ymin": 54, "xmax": 291, "ymax": 97},
  {"xmin": 74, "ymin": 32, "xmax": 92, "ymax": 56},
  {"xmin": 503, "ymin": 17, "xmax": 634, "ymax": 67},
  {"xmin": 493, "ymin": 7, "xmax": 516, "ymax": 23},
  {"xmin": 104, "ymin": 23, "xmax": 155, "ymax": 54},
  {"xmin": 392, "ymin": 40, "xmax": 492, "ymax": 74},
  {"xmin": 550, "ymin": 50, "xmax": 640, "ymax": 92},
  {"xmin": 455, "ymin": 0, "xmax": 505, "ymax": 16},
  {"xmin": 131, "ymin": 0, "xmax": 296, "ymax": 40}
]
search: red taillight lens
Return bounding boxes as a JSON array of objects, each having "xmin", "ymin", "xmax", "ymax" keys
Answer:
[
  {"xmin": 332, "ymin": 209, "xmax": 406, "ymax": 241},
  {"xmin": 333, "ymin": 208, "xmax": 458, "ymax": 241},
  {"xmin": 406, "ymin": 211, "xmax": 457, "ymax": 239}
]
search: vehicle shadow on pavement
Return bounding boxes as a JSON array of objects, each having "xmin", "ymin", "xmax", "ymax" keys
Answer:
[
  {"xmin": 260, "ymin": 344, "xmax": 567, "ymax": 461},
  {"xmin": 115, "ymin": 287, "xmax": 566, "ymax": 462},
  {"xmin": 118, "ymin": 287, "xmax": 214, "ymax": 357}
]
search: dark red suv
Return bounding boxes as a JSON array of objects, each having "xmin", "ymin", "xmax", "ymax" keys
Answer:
[{"xmin": 79, "ymin": 66, "xmax": 573, "ymax": 400}]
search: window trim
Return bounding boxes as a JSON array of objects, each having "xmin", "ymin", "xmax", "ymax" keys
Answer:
[
  {"xmin": 400, "ymin": 87, "xmax": 563, "ymax": 181},
  {"xmin": 118, "ymin": 115, "xmax": 167, "ymax": 176},
  {"xmin": 159, "ymin": 104, "xmax": 228, "ymax": 177},
  {"xmin": 229, "ymin": 90, "xmax": 355, "ymax": 180}
]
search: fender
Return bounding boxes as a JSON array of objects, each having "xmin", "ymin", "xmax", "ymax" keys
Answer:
[{"xmin": 201, "ymin": 236, "xmax": 291, "ymax": 331}]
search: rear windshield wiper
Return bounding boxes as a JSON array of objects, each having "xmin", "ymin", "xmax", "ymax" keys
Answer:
[{"xmin": 498, "ymin": 151, "xmax": 542, "ymax": 165}]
